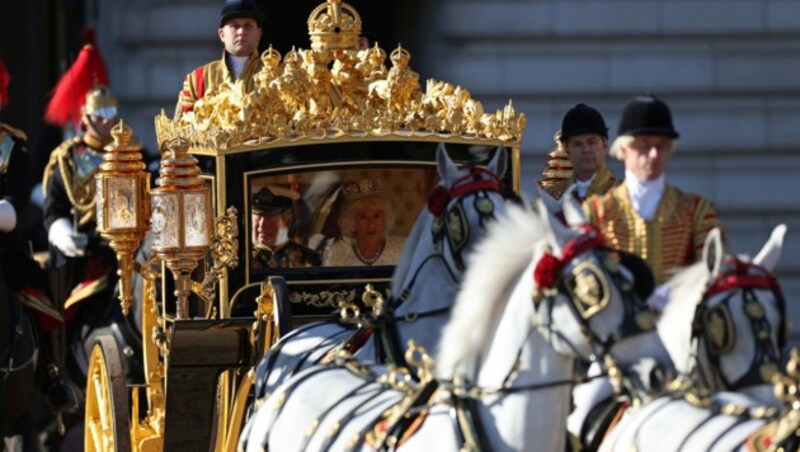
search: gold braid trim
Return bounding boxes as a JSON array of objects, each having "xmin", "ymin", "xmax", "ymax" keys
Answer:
[
  {"xmin": 0, "ymin": 123, "xmax": 28, "ymax": 142},
  {"xmin": 42, "ymin": 137, "xmax": 97, "ymax": 226}
]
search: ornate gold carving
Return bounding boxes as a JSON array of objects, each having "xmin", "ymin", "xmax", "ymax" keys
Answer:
[
  {"xmin": 95, "ymin": 120, "xmax": 151, "ymax": 314},
  {"xmin": 537, "ymin": 131, "xmax": 573, "ymax": 198},
  {"xmin": 155, "ymin": 1, "xmax": 525, "ymax": 150},
  {"xmin": 289, "ymin": 288, "xmax": 357, "ymax": 308},
  {"xmin": 308, "ymin": 0, "xmax": 362, "ymax": 52},
  {"xmin": 199, "ymin": 207, "xmax": 240, "ymax": 318}
]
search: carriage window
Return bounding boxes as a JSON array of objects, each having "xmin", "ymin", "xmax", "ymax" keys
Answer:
[{"xmin": 248, "ymin": 168, "xmax": 439, "ymax": 270}]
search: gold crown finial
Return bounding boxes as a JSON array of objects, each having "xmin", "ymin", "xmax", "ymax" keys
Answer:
[
  {"xmin": 308, "ymin": 0, "xmax": 362, "ymax": 51},
  {"xmin": 261, "ymin": 45, "xmax": 281, "ymax": 66},
  {"xmin": 110, "ymin": 119, "xmax": 132, "ymax": 147},
  {"xmin": 538, "ymin": 130, "xmax": 573, "ymax": 192}
]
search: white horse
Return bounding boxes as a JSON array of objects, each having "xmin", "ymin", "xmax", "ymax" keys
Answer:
[
  {"xmin": 239, "ymin": 198, "xmax": 664, "ymax": 451},
  {"xmin": 600, "ymin": 225, "xmax": 790, "ymax": 452},
  {"xmin": 252, "ymin": 144, "xmax": 515, "ymax": 401}
]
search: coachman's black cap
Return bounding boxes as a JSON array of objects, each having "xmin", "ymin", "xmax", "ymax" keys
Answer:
[
  {"xmin": 220, "ymin": 0, "xmax": 265, "ymax": 27},
  {"xmin": 617, "ymin": 94, "xmax": 679, "ymax": 139},
  {"xmin": 252, "ymin": 187, "xmax": 293, "ymax": 215},
  {"xmin": 559, "ymin": 103, "xmax": 608, "ymax": 143}
]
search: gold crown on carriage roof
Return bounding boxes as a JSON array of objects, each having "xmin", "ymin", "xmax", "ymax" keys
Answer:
[
  {"xmin": 308, "ymin": 0, "xmax": 362, "ymax": 51},
  {"xmin": 154, "ymin": 0, "xmax": 526, "ymax": 149},
  {"xmin": 341, "ymin": 179, "xmax": 385, "ymax": 203}
]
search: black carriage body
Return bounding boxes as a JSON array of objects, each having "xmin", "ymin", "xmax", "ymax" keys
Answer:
[
  {"xmin": 193, "ymin": 138, "xmax": 520, "ymax": 322},
  {"xmin": 152, "ymin": 138, "xmax": 519, "ymax": 450}
]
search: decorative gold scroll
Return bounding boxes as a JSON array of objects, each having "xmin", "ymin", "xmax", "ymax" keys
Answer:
[{"xmin": 155, "ymin": 2, "xmax": 525, "ymax": 150}]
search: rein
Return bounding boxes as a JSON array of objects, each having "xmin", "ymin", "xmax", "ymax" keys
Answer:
[
  {"xmin": 0, "ymin": 291, "xmax": 37, "ymax": 382},
  {"xmin": 443, "ymin": 372, "xmax": 605, "ymax": 401}
]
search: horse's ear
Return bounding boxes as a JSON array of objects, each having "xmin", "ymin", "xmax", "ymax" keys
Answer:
[
  {"xmin": 536, "ymin": 198, "xmax": 568, "ymax": 253},
  {"xmin": 753, "ymin": 224, "xmax": 787, "ymax": 271},
  {"xmin": 702, "ymin": 227, "xmax": 724, "ymax": 277},
  {"xmin": 562, "ymin": 190, "xmax": 587, "ymax": 228},
  {"xmin": 487, "ymin": 146, "xmax": 508, "ymax": 179},
  {"xmin": 535, "ymin": 184, "xmax": 561, "ymax": 214},
  {"xmin": 436, "ymin": 143, "xmax": 460, "ymax": 183}
]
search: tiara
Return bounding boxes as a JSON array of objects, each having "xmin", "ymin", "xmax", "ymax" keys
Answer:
[{"xmin": 341, "ymin": 179, "xmax": 384, "ymax": 202}]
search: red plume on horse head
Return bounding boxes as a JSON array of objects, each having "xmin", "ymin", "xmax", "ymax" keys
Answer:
[
  {"xmin": 44, "ymin": 27, "xmax": 110, "ymax": 127},
  {"xmin": 0, "ymin": 58, "xmax": 10, "ymax": 109}
]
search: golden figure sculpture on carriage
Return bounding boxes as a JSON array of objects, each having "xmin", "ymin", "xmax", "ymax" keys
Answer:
[{"xmin": 83, "ymin": 1, "xmax": 526, "ymax": 450}]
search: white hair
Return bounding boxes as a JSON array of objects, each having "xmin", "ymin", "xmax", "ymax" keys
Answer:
[
  {"xmin": 337, "ymin": 196, "xmax": 395, "ymax": 238},
  {"xmin": 610, "ymin": 135, "xmax": 676, "ymax": 159}
]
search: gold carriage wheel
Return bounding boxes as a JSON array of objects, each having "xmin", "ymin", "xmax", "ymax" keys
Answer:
[{"xmin": 85, "ymin": 335, "xmax": 132, "ymax": 452}]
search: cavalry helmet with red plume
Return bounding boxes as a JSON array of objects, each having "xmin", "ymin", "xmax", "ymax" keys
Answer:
[{"xmin": 45, "ymin": 29, "xmax": 110, "ymax": 127}]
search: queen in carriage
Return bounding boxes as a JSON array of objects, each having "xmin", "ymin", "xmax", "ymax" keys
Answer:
[{"xmin": 322, "ymin": 179, "xmax": 405, "ymax": 267}]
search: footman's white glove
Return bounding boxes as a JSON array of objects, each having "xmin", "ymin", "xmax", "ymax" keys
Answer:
[
  {"xmin": 0, "ymin": 200, "xmax": 17, "ymax": 232},
  {"xmin": 48, "ymin": 217, "xmax": 84, "ymax": 257}
]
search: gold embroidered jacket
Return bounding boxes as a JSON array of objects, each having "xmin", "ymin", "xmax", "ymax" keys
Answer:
[
  {"xmin": 174, "ymin": 50, "xmax": 263, "ymax": 118},
  {"xmin": 538, "ymin": 164, "xmax": 619, "ymax": 202},
  {"xmin": 583, "ymin": 182, "xmax": 723, "ymax": 284}
]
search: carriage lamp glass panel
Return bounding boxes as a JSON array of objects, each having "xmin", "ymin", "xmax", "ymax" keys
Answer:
[
  {"xmin": 183, "ymin": 192, "xmax": 210, "ymax": 247},
  {"xmin": 95, "ymin": 178, "xmax": 105, "ymax": 228},
  {"xmin": 151, "ymin": 193, "xmax": 179, "ymax": 248},
  {"xmin": 107, "ymin": 177, "xmax": 137, "ymax": 229}
]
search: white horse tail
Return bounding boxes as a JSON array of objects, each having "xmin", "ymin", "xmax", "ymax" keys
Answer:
[{"xmin": 436, "ymin": 203, "xmax": 543, "ymax": 378}]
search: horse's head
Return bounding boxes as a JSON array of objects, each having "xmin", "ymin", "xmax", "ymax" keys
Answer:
[
  {"xmin": 436, "ymin": 195, "xmax": 658, "ymax": 387},
  {"xmin": 390, "ymin": 143, "xmax": 515, "ymax": 299},
  {"xmin": 531, "ymin": 196, "xmax": 658, "ymax": 364},
  {"xmin": 659, "ymin": 225, "xmax": 788, "ymax": 397}
]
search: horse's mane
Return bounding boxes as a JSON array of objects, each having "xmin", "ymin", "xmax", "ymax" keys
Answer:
[
  {"xmin": 659, "ymin": 262, "xmax": 709, "ymax": 329},
  {"xmin": 656, "ymin": 261, "xmax": 710, "ymax": 374},
  {"xmin": 436, "ymin": 204, "xmax": 546, "ymax": 377},
  {"xmin": 390, "ymin": 204, "xmax": 433, "ymax": 296}
]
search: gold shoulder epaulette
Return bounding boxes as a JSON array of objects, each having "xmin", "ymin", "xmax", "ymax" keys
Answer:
[
  {"xmin": 0, "ymin": 123, "xmax": 28, "ymax": 142},
  {"xmin": 42, "ymin": 137, "xmax": 81, "ymax": 197}
]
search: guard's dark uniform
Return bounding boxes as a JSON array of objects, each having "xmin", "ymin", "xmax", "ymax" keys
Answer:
[
  {"xmin": 43, "ymin": 132, "xmax": 117, "ymax": 308},
  {"xmin": 0, "ymin": 124, "xmax": 53, "ymax": 315}
]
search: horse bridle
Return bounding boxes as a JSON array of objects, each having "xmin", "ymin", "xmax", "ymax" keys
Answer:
[
  {"xmin": 690, "ymin": 258, "xmax": 787, "ymax": 391},
  {"xmin": 440, "ymin": 227, "xmax": 657, "ymax": 404},
  {"xmin": 365, "ymin": 165, "xmax": 514, "ymax": 369},
  {"xmin": 534, "ymin": 226, "xmax": 657, "ymax": 365},
  {"xmin": 428, "ymin": 165, "xmax": 513, "ymax": 273}
]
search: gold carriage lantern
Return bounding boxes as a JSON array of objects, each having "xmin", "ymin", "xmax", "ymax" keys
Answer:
[
  {"xmin": 95, "ymin": 120, "xmax": 151, "ymax": 315},
  {"xmin": 150, "ymin": 138, "xmax": 213, "ymax": 319}
]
